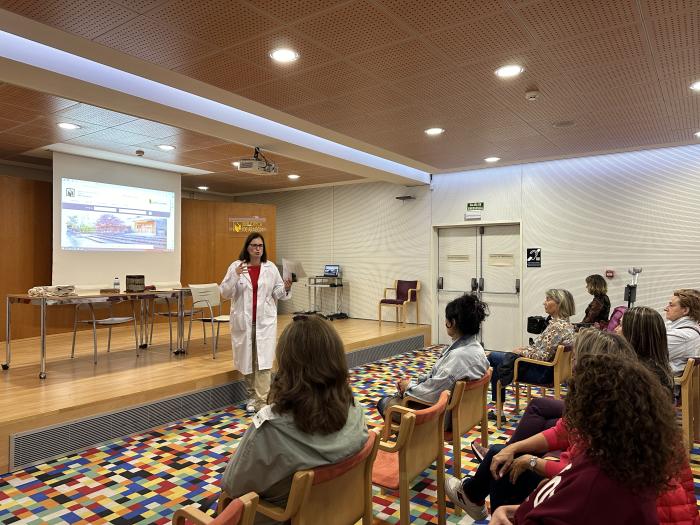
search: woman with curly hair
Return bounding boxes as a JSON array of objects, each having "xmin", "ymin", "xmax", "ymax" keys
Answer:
[
  {"xmin": 220, "ymin": 315, "xmax": 368, "ymax": 524},
  {"xmin": 489, "ymin": 352, "xmax": 684, "ymax": 525}
]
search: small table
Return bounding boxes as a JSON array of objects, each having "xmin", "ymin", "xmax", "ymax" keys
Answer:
[
  {"xmin": 307, "ymin": 277, "xmax": 344, "ymax": 317},
  {"xmin": 4, "ymin": 289, "xmax": 191, "ymax": 379}
]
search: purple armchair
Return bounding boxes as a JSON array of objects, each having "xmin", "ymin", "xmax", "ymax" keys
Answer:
[{"xmin": 378, "ymin": 280, "xmax": 420, "ymax": 325}]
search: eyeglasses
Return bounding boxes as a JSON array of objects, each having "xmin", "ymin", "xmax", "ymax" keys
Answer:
[
  {"xmin": 249, "ymin": 243, "xmax": 264, "ymax": 249},
  {"xmin": 293, "ymin": 313, "xmax": 328, "ymax": 321}
]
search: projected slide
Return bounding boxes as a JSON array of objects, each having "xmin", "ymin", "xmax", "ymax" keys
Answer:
[{"xmin": 61, "ymin": 178, "xmax": 175, "ymax": 251}]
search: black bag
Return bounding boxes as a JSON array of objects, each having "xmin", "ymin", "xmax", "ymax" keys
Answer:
[
  {"xmin": 497, "ymin": 352, "xmax": 520, "ymax": 386},
  {"xmin": 527, "ymin": 315, "xmax": 549, "ymax": 334}
]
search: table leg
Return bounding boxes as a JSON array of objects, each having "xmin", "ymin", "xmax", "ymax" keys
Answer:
[
  {"xmin": 39, "ymin": 298, "xmax": 47, "ymax": 379},
  {"xmin": 175, "ymin": 290, "xmax": 185, "ymax": 355},
  {"xmin": 3, "ymin": 296, "xmax": 10, "ymax": 370},
  {"xmin": 138, "ymin": 299, "xmax": 148, "ymax": 349}
]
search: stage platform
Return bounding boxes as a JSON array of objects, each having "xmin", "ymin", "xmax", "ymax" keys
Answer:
[{"xmin": 0, "ymin": 315, "xmax": 430, "ymax": 474}]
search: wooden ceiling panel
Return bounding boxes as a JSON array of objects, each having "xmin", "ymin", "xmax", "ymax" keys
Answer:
[
  {"xmin": 425, "ymin": 11, "xmax": 533, "ymax": 65},
  {"xmin": 0, "ymin": 0, "xmax": 136, "ymax": 39},
  {"xmin": 245, "ymin": 0, "xmax": 349, "ymax": 23},
  {"xmin": 545, "ymin": 24, "xmax": 646, "ymax": 72},
  {"xmin": 287, "ymin": 61, "xmax": 378, "ymax": 98},
  {"xmin": 378, "ymin": 0, "xmax": 503, "ymax": 34},
  {"xmin": 640, "ymin": 0, "xmax": 699, "ymax": 19},
  {"xmin": 656, "ymin": 48, "xmax": 700, "ymax": 77},
  {"xmin": 516, "ymin": 0, "xmax": 637, "ymax": 42},
  {"xmin": 149, "ymin": 0, "xmax": 280, "ymax": 48},
  {"xmin": 175, "ymin": 51, "xmax": 277, "ymax": 93},
  {"xmin": 112, "ymin": 0, "xmax": 169, "ymax": 14},
  {"xmin": 293, "ymin": 0, "xmax": 411, "ymax": 56},
  {"xmin": 235, "ymin": 79, "xmax": 322, "ymax": 110},
  {"xmin": 0, "ymin": 101, "xmax": 43, "ymax": 122},
  {"xmin": 648, "ymin": 10, "xmax": 700, "ymax": 56},
  {"xmin": 327, "ymin": 85, "xmax": 417, "ymax": 116},
  {"xmin": 285, "ymin": 99, "xmax": 362, "ymax": 126},
  {"xmin": 0, "ymin": 117, "xmax": 22, "ymax": 132},
  {"xmin": 94, "ymin": 15, "xmax": 218, "ymax": 69},
  {"xmin": 349, "ymin": 38, "xmax": 449, "ymax": 83},
  {"xmin": 0, "ymin": 84, "xmax": 78, "ymax": 113},
  {"xmin": 565, "ymin": 58, "xmax": 656, "ymax": 93},
  {"xmin": 227, "ymin": 27, "xmax": 337, "ymax": 75}
]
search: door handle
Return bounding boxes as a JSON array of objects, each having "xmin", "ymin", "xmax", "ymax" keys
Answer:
[
  {"xmin": 515, "ymin": 278, "xmax": 520, "ymax": 294},
  {"xmin": 478, "ymin": 277, "xmax": 484, "ymax": 292},
  {"xmin": 437, "ymin": 276, "xmax": 443, "ymax": 290},
  {"xmin": 470, "ymin": 277, "xmax": 478, "ymax": 292}
]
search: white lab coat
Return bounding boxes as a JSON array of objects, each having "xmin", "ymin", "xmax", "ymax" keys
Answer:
[{"xmin": 220, "ymin": 260, "xmax": 291, "ymax": 374}]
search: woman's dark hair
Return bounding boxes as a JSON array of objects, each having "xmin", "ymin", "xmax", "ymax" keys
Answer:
[
  {"xmin": 269, "ymin": 315, "xmax": 353, "ymax": 435},
  {"xmin": 565, "ymin": 353, "xmax": 682, "ymax": 494},
  {"xmin": 621, "ymin": 306, "xmax": 673, "ymax": 394},
  {"xmin": 238, "ymin": 233, "xmax": 268, "ymax": 263},
  {"xmin": 445, "ymin": 293, "xmax": 488, "ymax": 337},
  {"xmin": 585, "ymin": 274, "xmax": 607, "ymax": 295}
]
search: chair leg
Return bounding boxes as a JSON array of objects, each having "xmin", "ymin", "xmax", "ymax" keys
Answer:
[
  {"xmin": 526, "ymin": 385, "xmax": 532, "ymax": 404},
  {"xmin": 214, "ymin": 323, "xmax": 221, "ymax": 359},
  {"xmin": 399, "ymin": 477, "xmax": 410, "ymax": 525},
  {"xmin": 681, "ymin": 383, "xmax": 691, "ymax": 451},
  {"xmin": 167, "ymin": 315, "xmax": 173, "ymax": 351},
  {"xmin": 496, "ymin": 380, "xmax": 503, "ymax": 430},
  {"xmin": 71, "ymin": 306, "xmax": 78, "ymax": 358},
  {"xmin": 378, "ymin": 303, "xmax": 382, "ymax": 325},
  {"xmin": 91, "ymin": 321, "xmax": 98, "ymax": 365},
  {"xmin": 186, "ymin": 313, "xmax": 193, "ymax": 351},
  {"xmin": 481, "ymin": 406, "xmax": 489, "ymax": 447},
  {"xmin": 107, "ymin": 326, "xmax": 112, "ymax": 353},
  {"xmin": 452, "ymin": 436, "xmax": 463, "ymax": 516},
  {"xmin": 131, "ymin": 303, "xmax": 139, "ymax": 355},
  {"xmin": 437, "ymin": 453, "xmax": 446, "ymax": 525},
  {"xmin": 395, "ymin": 306, "xmax": 399, "ymax": 324}
]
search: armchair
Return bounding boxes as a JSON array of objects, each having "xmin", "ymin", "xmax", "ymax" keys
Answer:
[
  {"xmin": 172, "ymin": 491, "xmax": 258, "ymax": 525},
  {"xmin": 378, "ymin": 280, "xmax": 420, "ymax": 325}
]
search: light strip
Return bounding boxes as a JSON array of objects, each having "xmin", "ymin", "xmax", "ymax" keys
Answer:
[{"xmin": 0, "ymin": 30, "xmax": 429, "ymax": 182}]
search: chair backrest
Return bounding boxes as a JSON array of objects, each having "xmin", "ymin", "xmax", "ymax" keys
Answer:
[
  {"xmin": 189, "ymin": 283, "xmax": 222, "ymax": 309},
  {"xmin": 553, "ymin": 344, "xmax": 574, "ymax": 382},
  {"xmin": 401, "ymin": 390, "xmax": 449, "ymax": 481},
  {"xmin": 396, "ymin": 280, "xmax": 418, "ymax": 302},
  {"xmin": 292, "ymin": 430, "xmax": 380, "ymax": 525},
  {"xmin": 173, "ymin": 492, "xmax": 258, "ymax": 525},
  {"xmin": 451, "ymin": 369, "xmax": 492, "ymax": 435}
]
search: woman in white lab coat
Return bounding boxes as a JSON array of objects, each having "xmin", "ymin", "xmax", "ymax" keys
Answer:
[{"xmin": 220, "ymin": 233, "xmax": 291, "ymax": 415}]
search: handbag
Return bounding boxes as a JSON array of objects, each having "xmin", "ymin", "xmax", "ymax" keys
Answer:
[{"xmin": 527, "ymin": 315, "xmax": 549, "ymax": 334}]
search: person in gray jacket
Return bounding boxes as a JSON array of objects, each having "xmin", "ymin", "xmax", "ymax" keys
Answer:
[
  {"xmin": 376, "ymin": 293, "xmax": 490, "ymax": 428},
  {"xmin": 221, "ymin": 315, "xmax": 368, "ymax": 524},
  {"xmin": 664, "ymin": 288, "xmax": 700, "ymax": 375}
]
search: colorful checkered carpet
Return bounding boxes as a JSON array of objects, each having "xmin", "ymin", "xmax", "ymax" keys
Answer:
[{"xmin": 1, "ymin": 346, "xmax": 698, "ymax": 524}]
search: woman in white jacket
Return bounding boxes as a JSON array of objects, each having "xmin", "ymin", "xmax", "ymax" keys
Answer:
[{"xmin": 220, "ymin": 233, "xmax": 291, "ymax": 415}]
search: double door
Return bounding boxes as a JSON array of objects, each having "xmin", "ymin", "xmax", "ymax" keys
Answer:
[{"xmin": 436, "ymin": 224, "xmax": 521, "ymax": 350}]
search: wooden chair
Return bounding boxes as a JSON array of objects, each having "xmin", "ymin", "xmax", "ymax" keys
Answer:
[
  {"xmin": 172, "ymin": 491, "xmax": 258, "ymax": 525},
  {"xmin": 240, "ymin": 429, "xmax": 379, "ymax": 525},
  {"xmin": 495, "ymin": 345, "xmax": 573, "ymax": 430},
  {"xmin": 372, "ymin": 390, "xmax": 449, "ymax": 525},
  {"xmin": 378, "ymin": 280, "xmax": 420, "ymax": 325},
  {"xmin": 675, "ymin": 358, "xmax": 700, "ymax": 451}
]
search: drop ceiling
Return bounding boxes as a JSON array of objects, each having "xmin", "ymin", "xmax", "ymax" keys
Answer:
[{"xmin": 0, "ymin": 0, "xmax": 698, "ymax": 194}]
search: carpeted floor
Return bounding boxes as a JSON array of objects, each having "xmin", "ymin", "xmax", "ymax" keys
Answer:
[{"xmin": 0, "ymin": 346, "xmax": 698, "ymax": 524}]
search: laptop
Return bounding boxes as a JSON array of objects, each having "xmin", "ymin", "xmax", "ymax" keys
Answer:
[{"xmin": 322, "ymin": 264, "xmax": 340, "ymax": 278}]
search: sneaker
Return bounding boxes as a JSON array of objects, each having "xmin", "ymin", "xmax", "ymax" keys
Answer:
[
  {"xmin": 487, "ymin": 410, "xmax": 507, "ymax": 424},
  {"xmin": 470, "ymin": 440, "xmax": 488, "ymax": 463},
  {"xmin": 444, "ymin": 476, "xmax": 488, "ymax": 520},
  {"xmin": 245, "ymin": 403, "xmax": 256, "ymax": 415}
]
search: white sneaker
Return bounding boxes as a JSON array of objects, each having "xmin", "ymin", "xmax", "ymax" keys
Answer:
[
  {"xmin": 245, "ymin": 403, "xmax": 256, "ymax": 415},
  {"xmin": 445, "ymin": 476, "xmax": 488, "ymax": 520}
]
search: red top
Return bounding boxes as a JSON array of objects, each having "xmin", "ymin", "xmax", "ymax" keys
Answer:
[{"xmin": 248, "ymin": 265, "xmax": 261, "ymax": 322}]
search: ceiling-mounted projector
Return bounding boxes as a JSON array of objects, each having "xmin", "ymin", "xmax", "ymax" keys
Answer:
[{"xmin": 234, "ymin": 147, "xmax": 278, "ymax": 175}]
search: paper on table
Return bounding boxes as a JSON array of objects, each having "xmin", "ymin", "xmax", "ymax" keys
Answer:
[{"xmin": 282, "ymin": 259, "xmax": 306, "ymax": 282}]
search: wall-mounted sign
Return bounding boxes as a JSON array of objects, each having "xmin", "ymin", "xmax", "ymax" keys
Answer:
[
  {"xmin": 526, "ymin": 248, "xmax": 541, "ymax": 268},
  {"xmin": 464, "ymin": 201, "xmax": 484, "ymax": 220},
  {"xmin": 228, "ymin": 216, "xmax": 267, "ymax": 235},
  {"xmin": 489, "ymin": 253, "xmax": 514, "ymax": 267}
]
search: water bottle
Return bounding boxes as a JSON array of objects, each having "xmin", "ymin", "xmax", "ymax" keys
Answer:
[{"xmin": 113, "ymin": 276, "xmax": 120, "ymax": 291}]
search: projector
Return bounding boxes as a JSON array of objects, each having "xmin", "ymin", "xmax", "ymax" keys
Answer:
[{"xmin": 237, "ymin": 158, "xmax": 278, "ymax": 175}]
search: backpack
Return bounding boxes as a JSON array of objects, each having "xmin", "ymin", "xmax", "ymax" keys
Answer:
[{"xmin": 605, "ymin": 306, "xmax": 627, "ymax": 333}]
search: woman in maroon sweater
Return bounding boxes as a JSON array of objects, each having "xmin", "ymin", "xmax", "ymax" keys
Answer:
[{"xmin": 490, "ymin": 353, "xmax": 684, "ymax": 525}]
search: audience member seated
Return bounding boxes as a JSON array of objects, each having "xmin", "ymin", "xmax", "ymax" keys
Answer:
[
  {"xmin": 664, "ymin": 289, "xmax": 700, "ymax": 375},
  {"xmin": 376, "ymin": 293, "xmax": 489, "ymax": 430},
  {"xmin": 620, "ymin": 306, "xmax": 674, "ymax": 396},
  {"xmin": 220, "ymin": 315, "xmax": 368, "ymax": 524},
  {"xmin": 446, "ymin": 330, "xmax": 633, "ymax": 520},
  {"xmin": 488, "ymin": 289, "xmax": 575, "ymax": 405},
  {"xmin": 581, "ymin": 273, "xmax": 610, "ymax": 327},
  {"xmin": 488, "ymin": 352, "xmax": 684, "ymax": 525}
]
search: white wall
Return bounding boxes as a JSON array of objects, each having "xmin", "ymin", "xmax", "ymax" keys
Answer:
[
  {"xmin": 238, "ymin": 182, "xmax": 432, "ymax": 322},
  {"xmin": 432, "ymin": 144, "xmax": 700, "ymax": 335}
]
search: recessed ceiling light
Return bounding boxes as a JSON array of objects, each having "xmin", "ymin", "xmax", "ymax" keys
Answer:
[
  {"xmin": 232, "ymin": 161, "xmax": 240, "ymax": 168},
  {"xmin": 57, "ymin": 122, "xmax": 80, "ymax": 130},
  {"xmin": 495, "ymin": 64, "xmax": 524, "ymax": 78},
  {"xmin": 270, "ymin": 48, "xmax": 299, "ymax": 63},
  {"xmin": 690, "ymin": 80, "xmax": 700, "ymax": 91},
  {"xmin": 484, "ymin": 157, "xmax": 501, "ymax": 163},
  {"xmin": 424, "ymin": 127, "xmax": 445, "ymax": 136},
  {"xmin": 695, "ymin": 131, "xmax": 700, "ymax": 138},
  {"xmin": 287, "ymin": 174, "xmax": 300, "ymax": 180},
  {"xmin": 197, "ymin": 186, "xmax": 209, "ymax": 191},
  {"xmin": 157, "ymin": 144, "xmax": 176, "ymax": 151}
]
